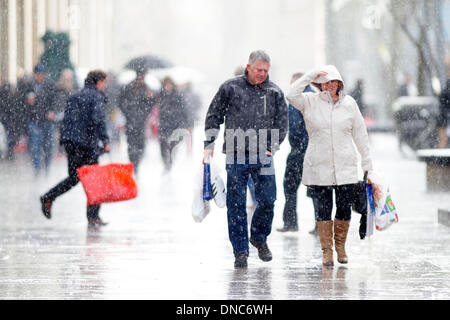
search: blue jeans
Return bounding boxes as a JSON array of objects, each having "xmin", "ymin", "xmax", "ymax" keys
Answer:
[
  {"xmin": 28, "ymin": 122, "xmax": 55, "ymax": 172},
  {"xmin": 226, "ymin": 155, "xmax": 277, "ymax": 256}
]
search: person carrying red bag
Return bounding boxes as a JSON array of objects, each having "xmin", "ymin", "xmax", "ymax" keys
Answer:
[{"xmin": 40, "ymin": 70, "xmax": 111, "ymax": 227}]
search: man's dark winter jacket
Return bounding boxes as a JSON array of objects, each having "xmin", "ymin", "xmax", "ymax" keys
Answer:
[
  {"xmin": 158, "ymin": 89, "xmax": 189, "ymax": 139},
  {"xmin": 20, "ymin": 78, "xmax": 57, "ymax": 124},
  {"xmin": 118, "ymin": 80, "xmax": 156, "ymax": 142},
  {"xmin": 60, "ymin": 83, "xmax": 109, "ymax": 154},
  {"xmin": 204, "ymin": 71, "xmax": 288, "ymax": 155}
]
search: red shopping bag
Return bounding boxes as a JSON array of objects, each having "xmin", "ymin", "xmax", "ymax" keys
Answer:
[{"xmin": 77, "ymin": 163, "xmax": 138, "ymax": 205}]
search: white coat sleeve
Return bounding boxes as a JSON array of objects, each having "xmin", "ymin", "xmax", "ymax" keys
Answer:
[
  {"xmin": 286, "ymin": 71, "xmax": 316, "ymax": 113},
  {"xmin": 351, "ymin": 101, "xmax": 373, "ymax": 173}
]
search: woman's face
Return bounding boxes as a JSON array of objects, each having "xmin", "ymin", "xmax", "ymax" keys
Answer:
[{"xmin": 322, "ymin": 80, "xmax": 339, "ymax": 95}]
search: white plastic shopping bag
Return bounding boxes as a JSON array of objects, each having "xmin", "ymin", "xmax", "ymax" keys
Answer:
[
  {"xmin": 374, "ymin": 189, "xmax": 398, "ymax": 231},
  {"xmin": 366, "ymin": 172, "xmax": 399, "ymax": 234},
  {"xmin": 191, "ymin": 156, "xmax": 226, "ymax": 222},
  {"xmin": 211, "ymin": 164, "xmax": 226, "ymax": 208}
]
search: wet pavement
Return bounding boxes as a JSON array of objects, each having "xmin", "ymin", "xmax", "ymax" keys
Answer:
[{"xmin": 0, "ymin": 131, "xmax": 449, "ymax": 300}]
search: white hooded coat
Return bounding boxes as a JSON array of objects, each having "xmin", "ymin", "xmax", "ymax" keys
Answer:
[{"xmin": 286, "ymin": 65, "xmax": 373, "ymax": 186}]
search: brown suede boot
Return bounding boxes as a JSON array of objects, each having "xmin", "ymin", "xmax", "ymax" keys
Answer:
[
  {"xmin": 317, "ymin": 221, "xmax": 334, "ymax": 266},
  {"xmin": 334, "ymin": 219, "xmax": 350, "ymax": 264}
]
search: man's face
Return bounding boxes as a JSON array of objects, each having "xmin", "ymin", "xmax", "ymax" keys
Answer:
[
  {"xmin": 246, "ymin": 60, "xmax": 270, "ymax": 85},
  {"xmin": 34, "ymin": 73, "xmax": 45, "ymax": 83},
  {"xmin": 96, "ymin": 79, "xmax": 106, "ymax": 92}
]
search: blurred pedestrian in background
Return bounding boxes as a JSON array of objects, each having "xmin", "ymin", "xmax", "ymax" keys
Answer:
[
  {"xmin": 0, "ymin": 79, "xmax": 21, "ymax": 160},
  {"xmin": 277, "ymin": 72, "xmax": 312, "ymax": 233},
  {"xmin": 104, "ymin": 73, "xmax": 123, "ymax": 144},
  {"xmin": 397, "ymin": 72, "xmax": 418, "ymax": 97},
  {"xmin": 40, "ymin": 70, "xmax": 110, "ymax": 227},
  {"xmin": 179, "ymin": 81, "xmax": 202, "ymax": 155},
  {"xmin": 438, "ymin": 69, "xmax": 450, "ymax": 148},
  {"xmin": 287, "ymin": 65, "xmax": 373, "ymax": 266},
  {"xmin": 158, "ymin": 76, "xmax": 189, "ymax": 172},
  {"xmin": 54, "ymin": 69, "xmax": 77, "ymax": 154},
  {"xmin": 19, "ymin": 64, "xmax": 58, "ymax": 175},
  {"xmin": 118, "ymin": 70, "xmax": 157, "ymax": 175},
  {"xmin": 350, "ymin": 79, "xmax": 367, "ymax": 117}
]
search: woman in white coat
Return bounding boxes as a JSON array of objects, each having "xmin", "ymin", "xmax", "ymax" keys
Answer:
[{"xmin": 287, "ymin": 65, "xmax": 373, "ymax": 266}]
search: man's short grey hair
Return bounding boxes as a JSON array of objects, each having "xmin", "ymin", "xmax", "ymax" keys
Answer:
[{"xmin": 248, "ymin": 50, "xmax": 271, "ymax": 66}]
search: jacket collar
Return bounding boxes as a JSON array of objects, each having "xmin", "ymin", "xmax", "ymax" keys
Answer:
[
  {"xmin": 85, "ymin": 83, "xmax": 107, "ymax": 103},
  {"xmin": 319, "ymin": 90, "xmax": 345, "ymax": 105}
]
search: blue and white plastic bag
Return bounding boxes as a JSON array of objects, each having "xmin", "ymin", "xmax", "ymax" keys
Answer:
[
  {"xmin": 191, "ymin": 156, "xmax": 226, "ymax": 223},
  {"xmin": 203, "ymin": 158, "xmax": 213, "ymax": 201},
  {"xmin": 366, "ymin": 172, "xmax": 399, "ymax": 236}
]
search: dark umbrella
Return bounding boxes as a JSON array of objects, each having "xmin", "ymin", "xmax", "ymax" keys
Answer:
[{"xmin": 125, "ymin": 55, "xmax": 173, "ymax": 73}]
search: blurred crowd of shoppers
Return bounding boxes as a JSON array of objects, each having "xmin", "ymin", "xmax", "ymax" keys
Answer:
[
  {"xmin": 0, "ymin": 64, "xmax": 203, "ymax": 175},
  {"xmin": 0, "ymin": 64, "xmax": 73, "ymax": 174}
]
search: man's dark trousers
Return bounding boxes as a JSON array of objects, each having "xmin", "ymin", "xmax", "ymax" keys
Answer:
[{"xmin": 42, "ymin": 141, "xmax": 100, "ymax": 219}]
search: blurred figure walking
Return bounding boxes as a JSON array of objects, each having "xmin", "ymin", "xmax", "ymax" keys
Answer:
[
  {"xmin": 350, "ymin": 79, "xmax": 367, "ymax": 117},
  {"xmin": 54, "ymin": 69, "xmax": 77, "ymax": 154},
  {"xmin": 0, "ymin": 79, "xmax": 21, "ymax": 160},
  {"xmin": 158, "ymin": 76, "xmax": 189, "ymax": 172},
  {"xmin": 277, "ymin": 72, "xmax": 312, "ymax": 233},
  {"xmin": 438, "ymin": 72, "xmax": 450, "ymax": 148},
  {"xmin": 118, "ymin": 71, "xmax": 157, "ymax": 175},
  {"xmin": 397, "ymin": 72, "xmax": 418, "ymax": 97},
  {"xmin": 19, "ymin": 64, "xmax": 58, "ymax": 174},
  {"xmin": 180, "ymin": 82, "xmax": 202, "ymax": 155},
  {"xmin": 40, "ymin": 70, "xmax": 110, "ymax": 227}
]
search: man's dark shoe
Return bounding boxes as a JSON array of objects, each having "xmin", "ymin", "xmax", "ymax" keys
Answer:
[
  {"xmin": 88, "ymin": 218, "xmax": 108, "ymax": 227},
  {"xmin": 276, "ymin": 226, "xmax": 298, "ymax": 232},
  {"xmin": 234, "ymin": 252, "xmax": 248, "ymax": 269},
  {"xmin": 40, "ymin": 196, "xmax": 52, "ymax": 219},
  {"xmin": 250, "ymin": 239, "xmax": 272, "ymax": 262}
]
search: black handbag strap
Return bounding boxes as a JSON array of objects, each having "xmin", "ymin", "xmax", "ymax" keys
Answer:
[{"xmin": 363, "ymin": 171, "xmax": 368, "ymax": 183}]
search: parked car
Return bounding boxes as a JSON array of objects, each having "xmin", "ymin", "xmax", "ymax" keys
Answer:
[{"xmin": 392, "ymin": 96, "xmax": 440, "ymax": 151}]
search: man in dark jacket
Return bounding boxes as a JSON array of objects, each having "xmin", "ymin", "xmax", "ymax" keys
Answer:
[
  {"xmin": 40, "ymin": 70, "xmax": 110, "ymax": 227},
  {"xmin": 277, "ymin": 72, "xmax": 312, "ymax": 233},
  {"xmin": 203, "ymin": 50, "xmax": 288, "ymax": 268},
  {"xmin": 20, "ymin": 64, "xmax": 58, "ymax": 174},
  {"xmin": 118, "ymin": 71, "xmax": 156, "ymax": 175}
]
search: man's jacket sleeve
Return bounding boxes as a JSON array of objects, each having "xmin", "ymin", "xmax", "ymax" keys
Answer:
[
  {"xmin": 267, "ymin": 90, "xmax": 288, "ymax": 153},
  {"xmin": 92, "ymin": 97, "xmax": 110, "ymax": 147},
  {"xmin": 204, "ymin": 84, "xmax": 228, "ymax": 150}
]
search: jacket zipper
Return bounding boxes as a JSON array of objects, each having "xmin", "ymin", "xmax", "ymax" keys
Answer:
[
  {"xmin": 329, "ymin": 101, "xmax": 337, "ymax": 185},
  {"xmin": 260, "ymin": 95, "xmax": 267, "ymax": 116}
]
